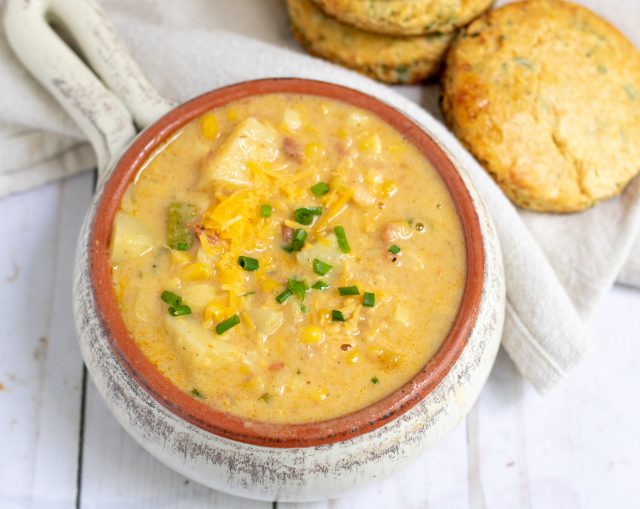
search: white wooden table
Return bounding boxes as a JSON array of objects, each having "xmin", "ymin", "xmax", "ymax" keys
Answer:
[
  {"xmin": 2, "ymin": 1, "xmax": 640, "ymax": 507},
  {"xmin": 1, "ymin": 128, "xmax": 640, "ymax": 509}
]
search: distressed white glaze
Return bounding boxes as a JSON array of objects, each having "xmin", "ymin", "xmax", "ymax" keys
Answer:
[
  {"xmin": 5, "ymin": 0, "xmax": 505, "ymax": 501},
  {"xmin": 3, "ymin": 0, "xmax": 174, "ymax": 176}
]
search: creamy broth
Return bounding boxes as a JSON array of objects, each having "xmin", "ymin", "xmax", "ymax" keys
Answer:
[{"xmin": 109, "ymin": 93, "xmax": 466, "ymax": 424}]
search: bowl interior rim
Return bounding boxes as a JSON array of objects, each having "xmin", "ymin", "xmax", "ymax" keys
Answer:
[{"xmin": 89, "ymin": 78, "xmax": 485, "ymax": 448}]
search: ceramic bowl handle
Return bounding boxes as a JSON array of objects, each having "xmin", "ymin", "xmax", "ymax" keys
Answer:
[{"xmin": 3, "ymin": 0, "xmax": 176, "ymax": 176}]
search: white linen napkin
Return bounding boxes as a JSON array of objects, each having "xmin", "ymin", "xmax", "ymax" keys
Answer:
[{"xmin": 1, "ymin": 0, "xmax": 638, "ymax": 392}]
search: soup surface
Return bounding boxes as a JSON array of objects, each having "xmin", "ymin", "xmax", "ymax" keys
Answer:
[{"xmin": 109, "ymin": 93, "xmax": 466, "ymax": 424}]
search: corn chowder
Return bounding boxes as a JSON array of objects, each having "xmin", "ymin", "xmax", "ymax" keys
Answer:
[{"xmin": 109, "ymin": 93, "xmax": 466, "ymax": 424}]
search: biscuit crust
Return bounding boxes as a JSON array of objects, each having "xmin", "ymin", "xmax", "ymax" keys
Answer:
[
  {"xmin": 312, "ymin": 0, "xmax": 494, "ymax": 36},
  {"xmin": 288, "ymin": 0, "xmax": 453, "ymax": 84},
  {"xmin": 441, "ymin": 0, "xmax": 640, "ymax": 212}
]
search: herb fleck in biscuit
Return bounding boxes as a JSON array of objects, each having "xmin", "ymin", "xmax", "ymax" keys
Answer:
[
  {"xmin": 312, "ymin": 0, "xmax": 494, "ymax": 36},
  {"xmin": 442, "ymin": 0, "xmax": 640, "ymax": 212},
  {"xmin": 288, "ymin": 0, "xmax": 454, "ymax": 84}
]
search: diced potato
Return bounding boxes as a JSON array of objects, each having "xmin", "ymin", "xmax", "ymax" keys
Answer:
[
  {"xmin": 180, "ymin": 283, "xmax": 219, "ymax": 314},
  {"xmin": 165, "ymin": 315, "xmax": 239, "ymax": 368},
  {"xmin": 133, "ymin": 285, "xmax": 161, "ymax": 324},
  {"xmin": 283, "ymin": 109, "xmax": 302, "ymax": 131},
  {"xmin": 199, "ymin": 118, "xmax": 279, "ymax": 189},
  {"xmin": 296, "ymin": 240, "xmax": 347, "ymax": 268},
  {"xmin": 110, "ymin": 212, "xmax": 154, "ymax": 264},
  {"xmin": 394, "ymin": 302, "xmax": 410, "ymax": 326},
  {"xmin": 250, "ymin": 307, "xmax": 284, "ymax": 337}
]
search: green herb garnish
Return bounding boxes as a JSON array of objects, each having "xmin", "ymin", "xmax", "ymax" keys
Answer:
[
  {"xmin": 371, "ymin": 376, "xmax": 380, "ymax": 385},
  {"xmin": 260, "ymin": 204, "xmax": 273, "ymax": 218},
  {"xmin": 334, "ymin": 225, "xmax": 350, "ymax": 253},
  {"xmin": 363, "ymin": 292, "xmax": 376, "ymax": 307},
  {"xmin": 311, "ymin": 182, "xmax": 330, "ymax": 197},
  {"xmin": 258, "ymin": 393, "xmax": 272, "ymax": 403},
  {"xmin": 294, "ymin": 207, "xmax": 323, "ymax": 225},
  {"xmin": 191, "ymin": 388, "xmax": 204, "ymax": 399},
  {"xmin": 162, "ymin": 291, "xmax": 191, "ymax": 316},
  {"xmin": 288, "ymin": 278, "xmax": 309, "ymax": 300},
  {"xmin": 313, "ymin": 258, "xmax": 333, "ymax": 275},
  {"xmin": 289, "ymin": 228, "xmax": 308, "ymax": 252},
  {"xmin": 276, "ymin": 289, "xmax": 293, "ymax": 303},
  {"xmin": 161, "ymin": 290, "xmax": 182, "ymax": 306},
  {"xmin": 312, "ymin": 280, "xmax": 330, "ymax": 290},
  {"xmin": 388, "ymin": 244, "xmax": 401, "ymax": 255},
  {"xmin": 332, "ymin": 310, "xmax": 346, "ymax": 322},
  {"xmin": 215, "ymin": 314, "xmax": 240, "ymax": 335},
  {"xmin": 338, "ymin": 286, "xmax": 359, "ymax": 296},
  {"xmin": 168, "ymin": 304, "xmax": 192, "ymax": 316},
  {"xmin": 238, "ymin": 256, "xmax": 259, "ymax": 271}
]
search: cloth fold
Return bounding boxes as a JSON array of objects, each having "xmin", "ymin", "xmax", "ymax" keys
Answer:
[{"xmin": 1, "ymin": 0, "xmax": 638, "ymax": 393}]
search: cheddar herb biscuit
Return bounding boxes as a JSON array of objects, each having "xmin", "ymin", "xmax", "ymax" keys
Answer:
[
  {"xmin": 311, "ymin": 0, "xmax": 494, "ymax": 36},
  {"xmin": 441, "ymin": 0, "xmax": 640, "ymax": 212},
  {"xmin": 288, "ymin": 0, "xmax": 454, "ymax": 84}
]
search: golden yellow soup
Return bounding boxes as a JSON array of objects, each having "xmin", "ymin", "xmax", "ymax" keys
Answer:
[{"xmin": 109, "ymin": 93, "xmax": 466, "ymax": 424}]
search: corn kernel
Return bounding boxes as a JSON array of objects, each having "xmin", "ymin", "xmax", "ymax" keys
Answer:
[
  {"xmin": 381, "ymin": 180, "xmax": 399, "ymax": 197},
  {"xmin": 367, "ymin": 346, "xmax": 384, "ymax": 358},
  {"xmin": 310, "ymin": 387, "xmax": 329, "ymax": 402},
  {"xmin": 170, "ymin": 250, "xmax": 191, "ymax": 268},
  {"xmin": 204, "ymin": 301, "xmax": 226, "ymax": 324},
  {"xmin": 301, "ymin": 325, "xmax": 325, "ymax": 344},
  {"xmin": 226, "ymin": 107, "xmax": 239, "ymax": 121},
  {"xmin": 241, "ymin": 376, "xmax": 264, "ymax": 392},
  {"xmin": 239, "ymin": 364, "xmax": 253, "ymax": 376},
  {"xmin": 379, "ymin": 350, "xmax": 402, "ymax": 368},
  {"xmin": 200, "ymin": 113, "xmax": 219, "ymax": 140},
  {"xmin": 305, "ymin": 142, "xmax": 325, "ymax": 160},
  {"xmin": 180, "ymin": 262, "xmax": 212, "ymax": 280},
  {"xmin": 346, "ymin": 350, "xmax": 360, "ymax": 363},
  {"xmin": 261, "ymin": 278, "xmax": 281, "ymax": 293},
  {"xmin": 358, "ymin": 134, "xmax": 382, "ymax": 153}
]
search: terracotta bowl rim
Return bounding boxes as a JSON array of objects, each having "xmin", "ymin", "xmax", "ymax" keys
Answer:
[{"xmin": 89, "ymin": 78, "xmax": 485, "ymax": 449}]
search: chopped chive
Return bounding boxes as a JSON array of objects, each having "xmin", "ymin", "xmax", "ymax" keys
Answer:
[
  {"xmin": 312, "ymin": 280, "xmax": 330, "ymax": 290},
  {"xmin": 334, "ymin": 226, "xmax": 350, "ymax": 253},
  {"xmin": 288, "ymin": 278, "xmax": 309, "ymax": 300},
  {"xmin": 260, "ymin": 204, "xmax": 273, "ymax": 218},
  {"xmin": 258, "ymin": 392, "xmax": 272, "ymax": 402},
  {"xmin": 238, "ymin": 256, "xmax": 259, "ymax": 271},
  {"xmin": 363, "ymin": 292, "xmax": 376, "ymax": 307},
  {"xmin": 371, "ymin": 376, "xmax": 380, "ymax": 385},
  {"xmin": 311, "ymin": 182, "xmax": 330, "ymax": 197},
  {"xmin": 313, "ymin": 258, "xmax": 333, "ymax": 275},
  {"xmin": 300, "ymin": 303, "xmax": 308, "ymax": 313},
  {"xmin": 190, "ymin": 388, "xmax": 204, "ymax": 399},
  {"xmin": 294, "ymin": 207, "xmax": 323, "ymax": 225},
  {"xmin": 290, "ymin": 228, "xmax": 308, "ymax": 251},
  {"xmin": 338, "ymin": 285, "xmax": 359, "ymax": 296},
  {"xmin": 276, "ymin": 289, "xmax": 293, "ymax": 303},
  {"xmin": 175, "ymin": 242, "xmax": 189, "ymax": 251},
  {"xmin": 296, "ymin": 368, "xmax": 302, "ymax": 375},
  {"xmin": 331, "ymin": 309, "xmax": 346, "ymax": 322},
  {"xmin": 161, "ymin": 290, "xmax": 182, "ymax": 306},
  {"xmin": 215, "ymin": 314, "xmax": 240, "ymax": 334},
  {"xmin": 168, "ymin": 304, "xmax": 191, "ymax": 316},
  {"xmin": 388, "ymin": 244, "xmax": 401, "ymax": 255}
]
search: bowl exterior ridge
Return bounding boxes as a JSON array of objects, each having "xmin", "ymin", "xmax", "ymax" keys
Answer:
[{"xmin": 73, "ymin": 79, "xmax": 505, "ymax": 501}]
